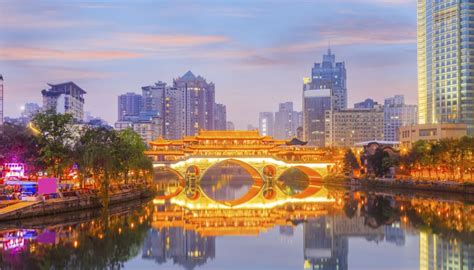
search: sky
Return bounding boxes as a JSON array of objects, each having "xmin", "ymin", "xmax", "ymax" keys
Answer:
[{"xmin": 0, "ymin": 0, "xmax": 417, "ymax": 129}]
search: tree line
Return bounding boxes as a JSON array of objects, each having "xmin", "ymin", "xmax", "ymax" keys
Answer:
[
  {"xmin": 341, "ymin": 137, "xmax": 474, "ymax": 181},
  {"xmin": 0, "ymin": 110, "xmax": 153, "ymax": 191}
]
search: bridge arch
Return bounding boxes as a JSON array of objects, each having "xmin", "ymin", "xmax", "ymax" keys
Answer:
[
  {"xmin": 198, "ymin": 159, "xmax": 264, "ymax": 207},
  {"xmin": 277, "ymin": 165, "xmax": 323, "ymax": 199},
  {"xmin": 153, "ymin": 167, "xmax": 185, "ymax": 200}
]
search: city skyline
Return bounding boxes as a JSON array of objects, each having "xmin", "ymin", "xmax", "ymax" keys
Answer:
[{"xmin": 0, "ymin": 0, "xmax": 417, "ymax": 128}]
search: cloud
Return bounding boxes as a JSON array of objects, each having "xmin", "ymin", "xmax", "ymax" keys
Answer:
[
  {"xmin": 114, "ymin": 33, "xmax": 230, "ymax": 47},
  {"xmin": 0, "ymin": 47, "xmax": 143, "ymax": 61}
]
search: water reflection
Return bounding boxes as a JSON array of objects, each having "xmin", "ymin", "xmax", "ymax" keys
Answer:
[
  {"xmin": 0, "ymin": 165, "xmax": 472, "ymax": 269},
  {"xmin": 200, "ymin": 161, "xmax": 253, "ymax": 202}
]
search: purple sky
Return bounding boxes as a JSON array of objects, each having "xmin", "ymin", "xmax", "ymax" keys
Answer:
[{"xmin": 0, "ymin": 0, "xmax": 417, "ymax": 128}]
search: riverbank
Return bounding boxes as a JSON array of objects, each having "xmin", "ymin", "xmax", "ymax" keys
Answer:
[
  {"xmin": 0, "ymin": 185, "xmax": 155, "ymax": 221},
  {"xmin": 325, "ymin": 175, "xmax": 474, "ymax": 197}
]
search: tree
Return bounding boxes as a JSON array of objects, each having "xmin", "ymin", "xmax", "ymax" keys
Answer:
[
  {"xmin": 0, "ymin": 123, "xmax": 40, "ymax": 175},
  {"xmin": 31, "ymin": 110, "xmax": 75, "ymax": 178},
  {"xmin": 343, "ymin": 149, "xmax": 360, "ymax": 175}
]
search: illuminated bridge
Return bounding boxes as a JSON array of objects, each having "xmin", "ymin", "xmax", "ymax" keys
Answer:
[{"xmin": 145, "ymin": 130, "xmax": 337, "ymax": 199}]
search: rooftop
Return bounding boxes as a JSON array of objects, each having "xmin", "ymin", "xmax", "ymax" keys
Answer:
[{"xmin": 46, "ymin": 81, "xmax": 87, "ymax": 94}]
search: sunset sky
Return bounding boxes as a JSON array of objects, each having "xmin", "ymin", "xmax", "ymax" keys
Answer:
[{"xmin": 0, "ymin": 0, "xmax": 417, "ymax": 128}]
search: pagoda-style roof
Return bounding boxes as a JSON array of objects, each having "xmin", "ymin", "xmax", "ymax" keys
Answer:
[
  {"xmin": 286, "ymin": 138, "xmax": 308, "ymax": 146},
  {"xmin": 194, "ymin": 130, "xmax": 266, "ymax": 139},
  {"xmin": 149, "ymin": 137, "xmax": 184, "ymax": 146}
]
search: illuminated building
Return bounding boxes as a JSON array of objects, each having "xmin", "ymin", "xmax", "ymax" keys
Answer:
[
  {"xmin": 303, "ymin": 81, "xmax": 332, "ymax": 147},
  {"xmin": 383, "ymin": 95, "xmax": 417, "ymax": 141},
  {"xmin": 173, "ymin": 71, "xmax": 215, "ymax": 136},
  {"xmin": 325, "ymin": 108, "xmax": 384, "ymax": 147},
  {"xmin": 259, "ymin": 112, "xmax": 274, "ymax": 136},
  {"xmin": 419, "ymin": 231, "xmax": 474, "ymax": 270},
  {"xmin": 417, "ymin": 1, "xmax": 474, "ymax": 135},
  {"xmin": 41, "ymin": 82, "xmax": 86, "ymax": 121},
  {"xmin": 163, "ymin": 86, "xmax": 186, "ymax": 139},
  {"xmin": 399, "ymin": 123, "xmax": 467, "ymax": 149},
  {"xmin": 0, "ymin": 74, "xmax": 3, "ymax": 126},
  {"xmin": 145, "ymin": 130, "xmax": 329, "ymax": 163},
  {"xmin": 310, "ymin": 48, "xmax": 347, "ymax": 110}
]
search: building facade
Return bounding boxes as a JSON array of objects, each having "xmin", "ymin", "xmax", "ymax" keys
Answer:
[
  {"xmin": 226, "ymin": 121, "xmax": 235, "ymax": 131},
  {"xmin": 142, "ymin": 81, "xmax": 166, "ymax": 114},
  {"xmin": 274, "ymin": 102, "xmax": 299, "ymax": 140},
  {"xmin": 310, "ymin": 48, "xmax": 347, "ymax": 110},
  {"xmin": 325, "ymin": 108, "xmax": 384, "ymax": 147},
  {"xmin": 214, "ymin": 103, "xmax": 227, "ymax": 130},
  {"xmin": 118, "ymin": 92, "xmax": 142, "ymax": 121},
  {"xmin": 303, "ymin": 82, "xmax": 332, "ymax": 147},
  {"xmin": 41, "ymin": 82, "xmax": 86, "ymax": 121},
  {"xmin": 354, "ymin": 98, "xmax": 379, "ymax": 109},
  {"xmin": 0, "ymin": 75, "xmax": 3, "ymax": 126},
  {"xmin": 163, "ymin": 86, "xmax": 186, "ymax": 140},
  {"xmin": 258, "ymin": 112, "xmax": 274, "ymax": 136},
  {"xmin": 384, "ymin": 95, "xmax": 418, "ymax": 141},
  {"xmin": 399, "ymin": 123, "xmax": 467, "ymax": 149},
  {"xmin": 418, "ymin": 1, "xmax": 474, "ymax": 134},
  {"xmin": 173, "ymin": 71, "xmax": 215, "ymax": 136}
]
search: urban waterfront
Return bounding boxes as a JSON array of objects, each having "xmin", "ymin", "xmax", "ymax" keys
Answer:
[{"xmin": 0, "ymin": 164, "xmax": 472, "ymax": 270}]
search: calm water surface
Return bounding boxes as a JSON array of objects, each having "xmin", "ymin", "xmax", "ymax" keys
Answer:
[{"xmin": 0, "ymin": 164, "xmax": 472, "ymax": 270}]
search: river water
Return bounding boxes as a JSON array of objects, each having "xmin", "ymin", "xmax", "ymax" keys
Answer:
[{"xmin": 0, "ymin": 164, "xmax": 472, "ymax": 270}]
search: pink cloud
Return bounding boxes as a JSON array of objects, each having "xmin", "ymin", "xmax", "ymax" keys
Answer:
[
  {"xmin": 117, "ymin": 33, "xmax": 230, "ymax": 47},
  {"xmin": 0, "ymin": 47, "xmax": 144, "ymax": 61}
]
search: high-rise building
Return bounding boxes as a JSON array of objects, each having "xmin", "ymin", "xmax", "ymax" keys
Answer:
[
  {"xmin": 274, "ymin": 102, "xmax": 299, "ymax": 139},
  {"xmin": 419, "ymin": 231, "xmax": 474, "ymax": 270},
  {"xmin": 354, "ymin": 98, "xmax": 380, "ymax": 109},
  {"xmin": 418, "ymin": 1, "xmax": 474, "ymax": 135},
  {"xmin": 214, "ymin": 103, "xmax": 227, "ymax": 130},
  {"xmin": 173, "ymin": 71, "xmax": 215, "ymax": 136},
  {"xmin": 142, "ymin": 81, "xmax": 166, "ymax": 114},
  {"xmin": 118, "ymin": 92, "xmax": 142, "ymax": 121},
  {"xmin": 41, "ymin": 82, "xmax": 86, "ymax": 121},
  {"xmin": 162, "ymin": 86, "xmax": 185, "ymax": 139},
  {"xmin": 383, "ymin": 95, "xmax": 418, "ymax": 141},
  {"xmin": 310, "ymin": 48, "xmax": 347, "ymax": 110},
  {"xmin": 325, "ymin": 108, "xmax": 384, "ymax": 147},
  {"xmin": 303, "ymin": 80, "xmax": 332, "ymax": 146},
  {"xmin": 0, "ymin": 74, "xmax": 3, "ymax": 126},
  {"xmin": 258, "ymin": 112, "xmax": 274, "ymax": 136}
]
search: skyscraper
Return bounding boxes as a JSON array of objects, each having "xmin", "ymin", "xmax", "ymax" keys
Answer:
[
  {"xmin": 0, "ymin": 74, "xmax": 3, "ymax": 126},
  {"xmin": 142, "ymin": 81, "xmax": 166, "ymax": 115},
  {"xmin": 117, "ymin": 92, "xmax": 142, "ymax": 121},
  {"xmin": 418, "ymin": 1, "xmax": 474, "ymax": 134},
  {"xmin": 274, "ymin": 102, "xmax": 299, "ymax": 139},
  {"xmin": 214, "ymin": 103, "xmax": 227, "ymax": 130},
  {"xmin": 258, "ymin": 112, "xmax": 274, "ymax": 136},
  {"xmin": 163, "ymin": 86, "xmax": 186, "ymax": 139},
  {"xmin": 41, "ymin": 82, "xmax": 86, "ymax": 121},
  {"xmin": 383, "ymin": 95, "xmax": 417, "ymax": 141},
  {"xmin": 173, "ymin": 71, "xmax": 215, "ymax": 136},
  {"xmin": 311, "ymin": 48, "xmax": 347, "ymax": 110},
  {"xmin": 303, "ymin": 80, "xmax": 332, "ymax": 146}
]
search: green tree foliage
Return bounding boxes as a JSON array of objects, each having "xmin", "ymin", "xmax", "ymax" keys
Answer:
[{"xmin": 31, "ymin": 110, "xmax": 75, "ymax": 178}]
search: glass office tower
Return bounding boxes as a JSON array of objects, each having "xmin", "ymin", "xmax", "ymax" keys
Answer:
[{"xmin": 418, "ymin": 0, "xmax": 474, "ymax": 134}]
